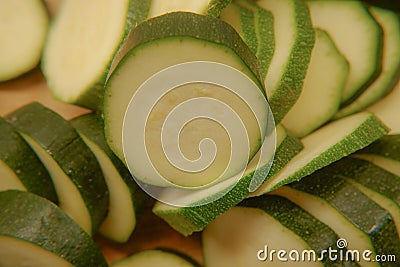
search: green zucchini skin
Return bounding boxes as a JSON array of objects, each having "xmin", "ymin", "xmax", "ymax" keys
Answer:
[
  {"xmin": 7, "ymin": 102, "xmax": 109, "ymax": 234},
  {"xmin": 0, "ymin": 117, "xmax": 57, "ymax": 203},
  {"xmin": 71, "ymin": 113, "xmax": 149, "ymax": 241},
  {"xmin": 0, "ymin": 190, "xmax": 108, "ymax": 267},
  {"xmin": 153, "ymin": 131, "xmax": 303, "ymax": 236},
  {"xmin": 329, "ymin": 156, "xmax": 400, "ymax": 207},
  {"xmin": 242, "ymin": 195, "xmax": 359, "ymax": 267},
  {"xmin": 358, "ymin": 135, "xmax": 400, "ymax": 162},
  {"xmin": 107, "ymin": 11, "xmax": 264, "ymax": 90},
  {"xmin": 288, "ymin": 166, "xmax": 400, "ymax": 261}
]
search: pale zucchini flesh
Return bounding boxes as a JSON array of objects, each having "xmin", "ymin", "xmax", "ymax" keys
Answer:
[
  {"xmin": 0, "ymin": 0, "xmax": 48, "ymax": 81},
  {"xmin": 43, "ymin": 0, "xmax": 134, "ymax": 110},
  {"xmin": 282, "ymin": 28, "xmax": 349, "ymax": 137},
  {"xmin": 252, "ymin": 112, "xmax": 388, "ymax": 195},
  {"xmin": 274, "ymin": 186, "xmax": 381, "ymax": 267},
  {"xmin": 335, "ymin": 6, "xmax": 400, "ymax": 118},
  {"xmin": 367, "ymin": 81, "xmax": 400, "ymax": 134},
  {"xmin": 256, "ymin": 0, "xmax": 315, "ymax": 123},
  {"xmin": 307, "ymin": 0, "xmax": 383, "ymax": 104}
]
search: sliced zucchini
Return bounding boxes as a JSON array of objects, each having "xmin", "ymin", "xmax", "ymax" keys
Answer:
[
  {"xmin": 71, "ymin": 113, "xmax": 148, "ymax": 243},
  {"xmin": 255, "ymin": 0, "xmax": 315, "ymax": 123},
  {"xmin": 7, "ymin": 102, "xmax": 109, "ymax": 234},
  {"xmin": 307, "ymin": 0, "xmax": 383, "ymax": 104},
  {"xmin": 153, "ymin": 125, "xmax": 303, "ymax": 236},
  {"xmin": 284, "ymin": 169, "xmax": 400, "ymax": 265},
  {"xmin": 354, "ymin": 135, "xmax": 400, "ymax": 176},
  {"xmin": 42, "ymin": 0, "xmax": 151, "ymax": 110},
  {"xmin": 333, "ymin": 157, "xmax": 400, "ymax": 235},
  {"xmin": 203, "ymin": 195, "xmax": 356, "ymax": 267},
  {"xmin": 220, "ymin": 3, "xmax": 258, "ymax": 54},
  {"xmin": 252, "ymin": 111, "xmax": 388, "ymax": 196},
  {"xmin": 367, "ymin": 80, "xmax": 400, "ymax": 134},
  {"xmin": 335, "ymin": 6, "xmax": 400, "ymax": 118},
  {"xmin": 0, "ymin": 0, "xmax": 48, "ymax": 81},
  {"xmin": 234, "ymin": 0, "xmax": 274, "ymax": 79},
  {"xmin": 0, "ymin": 117, "xmax": 57, "ymax": 203},
  {"xmin": 0, "ymin": 190, "xmax": 107, "ymax": 267},
  {"xmin": 147, "ymin": 0, "xmax": 231, "ymax": 18},
  {"xmin": 111, "ymin": 249, "xmax": 200, "ymax": 267},
  {"xmin": 105, "ymin": 12, "xmax": 269, "ymax": 189},
  {"xmin": 282, "ymin": 28, "xmax": 349, "ymax": 137}
]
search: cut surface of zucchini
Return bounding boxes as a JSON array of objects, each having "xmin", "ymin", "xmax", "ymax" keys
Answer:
[
  {"xmin": 282, "ymin": 28, "xmax": 348, "ymax": 137},
  {"xmin": 71, "ymin": 113, "xmax": 146, "ymax": 243},
  {"xmin": 0, "ymin": 117, "xmax": 57, "ymax": 202},
  {"xmin": 0, "ymin": 0, "xmax": 48, "ymax": 81},
  {"xmin": 252, "ymin": 112, "xmax": 388, "ymax": 195},
  {"xmin": 153, "ymin": 125, "xmax": 302, "ymax": 235},
  {"xmin": 42, "ymin": 0, "xmax": 142, "ymax": 110},
  {"xmin": 0, "ymin": 190, "xmax": 108, "ymax": 267},
  {"xmin": 335, "ymin": 6, "xmax": 400, "ymax": 118},
  {"xmin": 112, "ymin": 249, "xmax": 200, "ymax": 267},
  {"xmin": 307, "ymin": 0, "xmax": 383, "ymax": 104},
  {"xmin": 367, "ymin": 81, "xmax": 400, "ymax": 135},
  {"xmin": 148, "ymin": 0, "xmax": 231, "ymax": 18},
  {"xmin": 7, "ymin": 103, "xmax": 109, "ymax": 234},
  {"xmin": 256, "ymin": 0, "xmax": 315, "ymax": 123}
]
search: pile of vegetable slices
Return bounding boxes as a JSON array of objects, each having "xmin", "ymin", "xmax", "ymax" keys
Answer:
[{"xmin": 0, "ymin": 0, "xmax": 399, "ymax": 266}]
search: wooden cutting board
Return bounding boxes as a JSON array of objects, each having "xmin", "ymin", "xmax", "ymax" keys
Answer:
[{"xmin": 0, "ymin": 69, "xmax": 203, "ymax": 265}]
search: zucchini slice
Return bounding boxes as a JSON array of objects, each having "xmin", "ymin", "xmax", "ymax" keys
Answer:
[
  {"xmin": 307, "ymin": 0, "xmax": 383, "ymax": 104},
  {"xmin": 71, "ymin": 113, "xmax": 148, "ymax": 243},
  {"xmin": 354, "ymin": 135, "xmax": 400, "ymax": 177},
  {"xmin": 220, "ymin": 2, "xmax": 258, "ymax": 55},
  {"xmin": 0, "ymin": 0, "xmax": 48, "ymax": 81},
  {"xmin": 147, "ymin": 0, "xmax": 231, "ymax": 18},
  {"xmin": 252, "ymin": 111, "xmax": 388, "ymax": 196},
  {"xmin": 105, "ymin": 12, "xmax": 265, "ymax": 163},
  {"xmin": 203, "ymin": 195, "xmax": 356, "ymax": 267},
  {"xmin": 153, "ymin": 125, "xmax": 303, "ymax": 236},
  {"xmin": 282, "ymin": 28, "xmax": 349, "ymax": 137},
  {"xmin": 333, "ymin": 157, "xmax": 400, "ymax": 235},
  {"xmin": 367, "ymin": 81, "xmax": 400, "ymax": 135},
  {"xmin": 234, "ymin": 0, "xmax": 274, "ymax": 79},
  {"xmin": 255, "ymin": 0, "xmax": 315, "ymax": 123},
  {"xmin": 283, "ymin": 169, "xmax": 400, "ymax": 266},
  {"xmin": 7, "ymin": 102, "xmax": 109, "ymax": 234},
  {"xmin": 0, "ymin": 190, "xmax": 107, "ymax": 267},
  {"xmin": 335, "ymin": 6, "xmax": 400, "ymax": 118},
  {"xmin": 111, "ymin": 249, "xmax": 200, "ymax": 267},
  {"xmin": 0, "ymin": 117, "xmax": 57, "ymax": 203},
  {"xmin": 42, "ymin": 0, "xmax": 150, "ymax": 110}
]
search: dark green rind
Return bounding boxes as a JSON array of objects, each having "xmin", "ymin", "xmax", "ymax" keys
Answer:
[
  {"xmin": 288, "ymin": 168, "xmax": 400, "ymax": 262},
  {"xmin": 233, "ymin": 3, "xmax": 258, "ymax": 54},
  {"xmin": 235, "ymin": 0, "xmax": 274, "ymax": 78},
  {"xmin": 70, "ymin": 113, "xmax": 149, "ymax": 225},
  {"xmin": 258, "ymin": 0, "xmax": 315, "ymax": 124},
  {"xmin": 0, "ymin": 117, "xmax": 57, "ymax": 203},
  {"xmin": 242, "ymin": 195, "xmax": 359, "ymax": 267},
  {"xmin": 7, "ymin": 102, "xmax": 109, "ymax": 234},
  {"xmin": 358, "ymin": 135, "xmax": 400, "ymax": 162},
  {"xmin": 107, "ymin": 12, "xmax": 264, "ymax": 91},
  {"xmin": 0, "ymin": 190, "xmax": 108, "ymax": 267},
  {"xmin": 153, "ymin": 133, "xmax": 303, "ymax": 236},
  {"xmin": 331, "ymin": 157, "xmax": 400, "ymax": 207}
]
